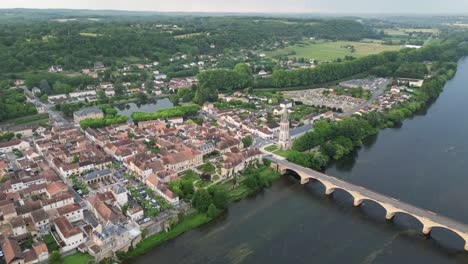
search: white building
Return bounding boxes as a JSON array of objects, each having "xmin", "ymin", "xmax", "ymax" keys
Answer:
[{"xmin": 53, "ymin": 216, "xmax": 85, "ymax": 252}]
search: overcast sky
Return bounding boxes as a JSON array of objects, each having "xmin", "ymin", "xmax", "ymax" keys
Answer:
[{"xmin": 1, "ymin": 0, "xmax": 468, "ymax": 14}]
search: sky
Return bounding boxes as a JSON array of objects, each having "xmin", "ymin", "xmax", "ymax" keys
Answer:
[{"xmin": 1, "ymin": 0, "xmax": 468, "ymax": 14}]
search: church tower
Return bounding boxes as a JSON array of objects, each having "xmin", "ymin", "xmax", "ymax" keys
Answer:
[{"xmin": 278, "ymin": 107, "xmax": 291, "ymax": 149}]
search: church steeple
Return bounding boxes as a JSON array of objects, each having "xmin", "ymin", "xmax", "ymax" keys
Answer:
[{"xmin": 278, "ymin": 106, "xmax": 291, "ymax": 149}]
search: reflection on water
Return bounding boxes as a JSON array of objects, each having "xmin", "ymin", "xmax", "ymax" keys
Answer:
[
  {"xmin": 115, "ymin": 98, "xmax": 173, "ymax": 119},
  {"xmin": 130, "ymin": 58, "xmax": 468, "ymax": 264}
]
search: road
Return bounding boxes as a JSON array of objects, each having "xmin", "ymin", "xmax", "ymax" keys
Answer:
[
  {"xmin": 266, "ymin": 155, "xmax": 468, "ymax": 236},
  {"xmin": 337, "ymin": 78, "xmax": 390, "ymax": 118},
  {"xmin": 22, "ymin": 86, "xmax": 71, "ymax": 126}
]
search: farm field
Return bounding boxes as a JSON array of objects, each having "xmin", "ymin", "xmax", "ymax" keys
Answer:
[
  {"xmin": 383, "ymin": 28, "xmax": 439, "ymax": 36},
  {"xmin": 265, "ymin": 40, "xmax": 401, "ymax": 61}
]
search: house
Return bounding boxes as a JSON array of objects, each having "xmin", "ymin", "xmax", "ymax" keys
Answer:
[
  {"xmin": 86, "ymin": 194, "xmax": 126, "ymax": 225},
  {"xmin": 280, "ymin": 100, "xmax": 293, "ymax": 109},
  {"xmin": 53, "ymin": 216, "xmax": 85, "ymax": 251},
  {"xmin": 146, "ymin": 175, "xmax": 179, "ymax": 205},
  {"xmin": 57, "ymin": 203, "xmax": 84, "ymax": 223},
  {"xmin": 94, "ymin": 61, "xmax": 105, "ymax": 70},
  {"xmin": 69, "ymin": 90, "xmax": 97, "ymax": 99},
  {"xmin": 10, "ymin": 216, "xmax": 28, "ymax": 237},
  {"xmin": 154, "ymin": 73, "xmax": 168, "ymax": 80},
  {"xmin": 110, "ymin": 185, "xmax": 128, "ymax": 207},
  {"xmin": 397, "ymin": 78, "xmax": 424, "ymax": 88},
  {"xmin": 127, "ymin": 205, "xmax": 144, "ymax": 222},
  {"xmin": 46, "ymin": 182, "xmax": 68, "ymax": 198},
  {"xmin": 73, "ymin": 108, "xmax": 104, "ymax": 124},
  {"xmin": 14, "ymin": 80, "xmax": 25, "ymax": 86},
  {"xmin": 31, "ymin": 209, "xmax": 50, "ymax": 234},
  {"xmin": 266, "ymin": 123, "xmax": 280, "ymax": 134},
  {"xmin": 105, "ymin": 89, "xmax": 115, "ymax": 97},
  {"xmin": 48, "ymin": 65, "xmax": 63, "ymax": 73},
  {"xmin": 2, "ymin": 238, "xmax": 24, "ymax": 264},
  {"xmin": 31, "ymin": 87, "xmax": 41, "ymax": 96},
  {"xmin": 0, "ymin": 140, "xmax": 30, "ymax": 153},
  {"xmin": 167, "ymin": 117, "xmax": 183, "ymax": 125},
  {"xmin": 47, "ymin": 94, "xmax": 67, "ymax": 104},
  {"xmin": 404, "ymin": 44, "xmax": 422, "ymax": 49}
]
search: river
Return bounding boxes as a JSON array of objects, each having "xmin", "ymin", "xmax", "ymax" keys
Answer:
[{"xmin": 131, "ymin": 58, "xmax": 468, "ymax": 264}]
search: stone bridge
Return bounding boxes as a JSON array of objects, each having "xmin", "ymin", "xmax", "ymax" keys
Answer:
[{"xmin": 266, "ymin": 155, "xmax": 468, "ymax": 251}]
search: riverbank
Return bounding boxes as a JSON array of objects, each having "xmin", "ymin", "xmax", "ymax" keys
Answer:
[{"xmin": 116, "ymin": 165, "xmax": 280, "ymax": 262}]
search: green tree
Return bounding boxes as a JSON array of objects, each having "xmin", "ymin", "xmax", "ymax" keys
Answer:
[
  {"xmin": 192, "ymin": 189, "xmax": 212, "ymax": 213},
  {"xmin": 201, "ymin": 162, "xmax": 215, "ymax": 174},
  {"xmin": 212, "ymin": 187, "xmax": 228, "ymax": 209},
  {"xmin": 242, "ymin": 136, "xmax": 253, "ymax": 148},
  {"xmin": 49, "ymin": 251, "xmax": 62, "ymax": 264},
  {"xmin": 207, "ymin": 203, "xmax": 218, "ymax": 218}
]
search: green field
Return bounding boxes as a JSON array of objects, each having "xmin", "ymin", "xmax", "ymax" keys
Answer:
[
  {"xmin": 383, "ymin": 28, "xmax": 439, "ymax": 36},
  {"xmin": 265, "ymin": 40, "xmax": 400, "ymax": 61}
]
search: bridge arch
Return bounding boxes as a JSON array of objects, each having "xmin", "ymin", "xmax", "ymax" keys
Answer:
[{"xmin": 426, "ymin": 226, "xmax": 468, "ymax": 251}]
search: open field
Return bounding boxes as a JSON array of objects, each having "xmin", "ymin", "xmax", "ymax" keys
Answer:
[
  {"xmin": 384, "ymin": 28, "xmax": 439, "ymax": 36},
  {"xmin": 265, "ymin": 40, "xmax": 400, "ymax": 61}
]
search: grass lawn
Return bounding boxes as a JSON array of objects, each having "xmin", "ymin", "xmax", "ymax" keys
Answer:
[
  {"xmin": 181, "ymin": 170, "xmax": 200, "ymax": 183},
  {"xmin": 63, "ymin": 253, "xmax": 93, "ymax": 264},
  {"xmin": 264, "ymin": 145, "xmax": 278, "ymax": 152},
  {"xmin": 265, "ymin": 40, "xmax": 400, "ymax": 61},
  {"xmin": 194, "ymin": 179, "xmax": 212, "ymax": 189},
  {"xmin": 42, "ymin": 234, "xmax": 59, "ymax": 252},
  {"xmin": 273, "ymin": 149, "xmax": 293, "ymax": 158}
]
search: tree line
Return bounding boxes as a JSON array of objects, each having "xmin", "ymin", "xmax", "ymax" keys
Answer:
[{"xmin": 288, "ymin": 55, "xmax": 463, "ymax": 170}]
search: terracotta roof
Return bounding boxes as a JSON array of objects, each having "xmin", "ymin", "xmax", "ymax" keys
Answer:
[
  {"xmin": 53, "ymin": 216, "xmax": 82, "ymax": 238},
  {"xmin": 33, "ymin": 242, "xmax": 48, "ymax": 256},
  {"xmin": 2, "ymin": 238, "xmax": 23, "ymax": 264},
  {"xmin": 57, "ymin": 203, "xmax": 82, "ymax": 216}
]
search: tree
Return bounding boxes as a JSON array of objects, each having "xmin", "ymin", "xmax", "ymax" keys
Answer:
[
  {"xmin": 39, "ymin": 79, "xmax": 51, "ymax": 95},
  {"xmin": 180, "ymin": 180, "xmax": 194, "ymax": 199},
  {"xmin": 15, "ymin": 133, "xmax": 22, "ymax": 139},
  {"xmin": 242, "ymin": 136, "xmax": 253, "ymax": 148},
  {"xmin": 212, "ymin": 187, "xmax": 228, "ymax": 209},
  {"xmin": 72, "ymin": 154, "xmax": 79, "ymax": 163},
  {"xmin": 207, "ymin": 203, "xmax": 218, "ymax": 218},
  {"xmin": 244, "ymin": 170, "xmax": 264, "ymax": 191},
  {"xmin": 201, "ymin": 162, "xmax": 215, "ymax": 174},
  {"xmin": 49, "ymin": 251, "xmax": 62, "ymax": 264},
  {"xmin": 192, "ymin": 189, "xmax": 212, "ymax": 213}
]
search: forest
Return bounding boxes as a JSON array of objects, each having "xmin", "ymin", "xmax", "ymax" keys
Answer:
[{"xmin": 0, "ymin": 11, "xmax": 378, "ymax": 73}]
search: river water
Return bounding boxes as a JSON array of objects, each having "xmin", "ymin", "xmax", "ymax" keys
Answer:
[{"xmin": 131, "ymin": 58, "xmax": 468, "ymax": 264}]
